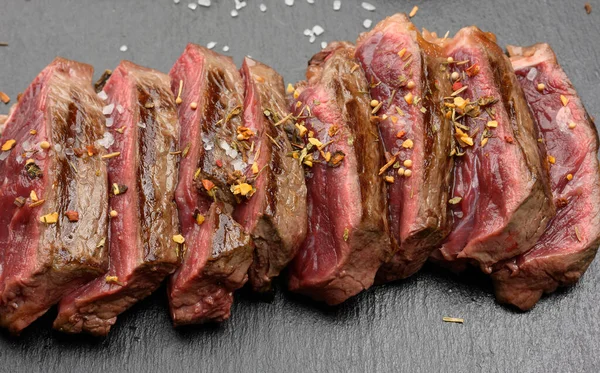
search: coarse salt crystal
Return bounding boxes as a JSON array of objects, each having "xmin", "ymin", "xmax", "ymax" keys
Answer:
[
  {"xmin": 207, "ymin": 41, "xmax": 217, "ymax": 49},
  {"xmin": 0, "ymin": 151, "xmax": 9, "ymax": 161},
  {"xmin": 309, "ymin": 34, "xmax": 316, "ymax": 43},
  {"xmin": 188, "ymin": 3, "xmax": 198, "ymax": 10},
  {"xmin": 333, "ymin": 0, "xmax": 341, "ymax": 10},
  {"xmin": 97, "ymin": 132, "xmax": 115, "ymax": 149},
  {"xmin": 285, "ymin": 0, "xmax": 294, "ymax": 6},
  {"xmin": 321, "ymin": 41, "xmax": 328, "ymax": 49},
  {"xmin": 174, "ymin": 0, "xmax": 180, "ymax": 3},
  {"xmin": 119, "ymin": 45, "xmax": 128, "ymax": 52},
  {"xmin": 231, "ymin": 9, "xmax": 238, "ymax": 17},
  {"xmin": 65, "ymin": 148, "xmax": 74, "ymax": 156},
  {"xmin": 526, "ymin": 67, "xmax": 538, "ymax": 81},
  {"xmin": 303, "ymin": 29, "xmax": 312, "ymax": 36},
  {"xmin": 220, "ymin": 140, "xmax": 231, "ymax": 151},
  {"xmin": 235, "ymin": 0, "xmax": 247, "ymax": 10},
  {"xmin": 363, "ymin": 19, "xmax": 372, "ymax": 28},
  {"xmin": 223, "ymin": 45, "xmax": 230, "ymax": 52},
  {"xmin": 105, "ymin": 118, "xmax": 114, "ymax": 127},
  {"xmin": 259, "ymin": 3, "xmax": 267, "ymax": 12},
  {"xmin": 312, "ymin": 25, "xmax": 324, "ymax": 36},
  {"xmin": 198, "ymin": 0, "xmax": 210, "ymax": 6},
  {"xmin": 103, "ymin": 103, "xmax": 115, "ymax": 116},
  {"xmin": 361, "ymin": 2, "xmax": 375, "ymax": 11},
  {"xmin": 137, "ymin": 122, "xmax": 147, "ymax": 129},
  {"xmin": 307, "ymin": 0, "xmax": 315, "ymax": 3},
  {"xmin": 116, "ymin": 104, "xmax": 124, "ymax": 114},
  {"xmin": 97, "ymin": 91, "xmax": 108, "ymax": 101},
  {"xmin": 54, "ymin": 144, "xmax": 62, "ymax": 152}
]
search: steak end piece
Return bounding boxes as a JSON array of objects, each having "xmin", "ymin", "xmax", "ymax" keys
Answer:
[
  {"xmin": 168, "ymin": 44, "xmax": 254, "ymax": 325},
  {"xmin": 492, "ymin": 43, "xmax": 600, "ymax": 310},
  {"xmin": 355, "ymin": 14, "xmax": 454, "ymax": 282},
  {"xmin": 288, "ymin": 42, "xmax": 393, "ymax": 305},
  {"xmin": 0, "ymin": 58, "xmax": 109, "ymax": 334},
  {"xmin": 433, "ymin": 26, "xmax": 555, "ymax": 274},
  {"xmin": 53, "ymin": 61, "xmax": 182, "ymax": 336},
  {"xmin": 234, "ymin": 57, "xmax": 308, "ymax": 292}
]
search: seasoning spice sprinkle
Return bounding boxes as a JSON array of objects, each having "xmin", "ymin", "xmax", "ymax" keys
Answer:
[
  {"xmin": 40, "ymin": 212, "xmax": 59, "ymax": 224},
  {"xmin": 560, "ymin": 95, "xmax": 569, "ymax": 106},
  {"xmin": 575, "ymin": 226, "xmax": 583, "ymax": 242},
  {"xmin": 379, "ymin": 156, "xmax": 397, "ymax": 175},
  {"xmin": 30, "ymin": 190, "xmax": 39, "ymax": 202},
  {"xmin": 486, "ymin": 120, "xmax": 498, "ymax": 128},
  {"xmin": 547, "ymin": 155, "xmax": 556, "ymax": 164},
  {"xmin": 101, "ymin": 152, "xmax": 121, "ymax": 159},
  {"xmin": 110, "ymin": 210, "xmax": 118, "ymax": 218},
  {"xmin": 404, "ymin": 169, "xmax": 412, "ymax": 177},
  {"xmin": 585, "ymin": 2, "xmax": 592, "ymax": 14},
  {"xmin": 403, "ymin": 159, "xmax": 413, "ymax": 168},
  {"xmin": 232, "ymin": 183, "xmax": 254, "ymax": 197},
  {"xmin": 28, "ymin": 199, "xmax": 46, "ymax": 208},
  {"xmin": 384, "ymin": 176, "xmax": 395, "ymax": 183},
  {"xmin": 536, "ymin": 83, "xmax": 545, "ymax": 92},
  {"xmin": 65, "ymin": 211, "xmax": 79, "ymax": 222},
  {"xmin": 252, "ymin": 162, "xmax": 259, "ymax": 174},
  {"xmin": 112, "ymin": 183, "xmax": 129, "ymax": 196},
  {"xmin": 176, "ymin": 80, "xmax": 183, "ymax": 105},
  {"xmin": 398, "ymin": 48, "xmax": 406, "ymax": 58},
  {"xmin": 190, "ymin": 102, "xmax": 198, "ymax": 110},
  {"xmin": 286, "ymin": 83, "xmax": 295, "ymax": 94},
  {"xmin": 29, "ymin": 129, "xmax": 37, "ymax": 135},
  {"xmin": 25, "ymin": 159, "xmax": 42, "ymax": 178},
  {"xmin": 404, "ymin": 92, "xmax": 414, "ymax": 104},
  {"xmin": 402, "ymin": 139, "xmax": 414, "ymax": 149},
  {"xmin": 173, "ymin": 234, "xmax": 185, "ymax": 244},
  {"xmin": 1, "ymin": 139, "xmax": 16, "ymax": 151},
  {"xmin": 448, "ymin": 197, "xmax": 462, "ymax": 204},
  {"xmin": 201, "ymin": 179, "xmax": 215, "ymax": 191},
  {"xmin": 443, "ymin": 317, "xmax": 464, "ymax": 324},
  {"xmin": 568, "ymin": 122, "xmax": 577, "ymax": 129},
  {"xmin": 407, "ymin": 80, "xmax": 416, "ymax": 89},
  {"xmin": 370, "ymin": 99, "xmax": 379, "ymax": 107},
  {"xmin": 40, "ymin": 141, "xmax": 51, "ymax": 150},
  {"xmin": 343, "ymin": 228, "xmax": 349, "ymax": 242},
  {"xmin": 14, "ymin": 197, "xmax": 26, "ymax": 207},
  {"xmin": 398, "ymin": 168, "xmax": 405, "ymax": 176},
  {"xmin": 409, "ymin": 5, "xmax": 419, "ymax": 18},
  {"xmin": 105, "ymin": 276, "xmax": 121, "ymax": 285},
  {"xmin": 195, "ymin": 213, "xmax": 205, "ymax": 225},
  {"xmin": 566, "ymin": 173, "xmax": 573, "ymax": 181},
  {"xmin": 0, "ymin": 91, "xmax": 10, "ymax": 104}
]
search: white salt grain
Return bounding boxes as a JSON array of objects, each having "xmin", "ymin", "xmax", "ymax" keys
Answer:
[
  {"xmin": 309, "ymin": 34, "xmax": 316, "ymax": 43},
  {"xmin": 526, "ymin": 67, "xmax": 538, "ymax": 81},
  {"xmin": 363, "ymin": 19, "xmax": 372, "ymax": 28},
  {"xmin": 223, "ymin": 45, "xmax": 230, "ymax": 52},
  {"xmin": 333, "ymin": 0, "xmax": 341, "ymax": 10},
  {"xmin": 116, "ymin": 104, "xmax": 124, "ymax": 114},
  {"xmin": 207, "ymin": 41, "xmax": 217, "ymax": 49},
  {"xmin": 137, "ymin": 122, "xmax": 147, "ymax": 129},
  {"xmin": 259, "ymin": 3, "xmax": 267, "ymax": 12},
  {"xmin": 285, "ymin": 0, "xmax": 294, "ymax": 6},
  {"xmin": 188, "ymin": 3, "xmax": 198, "ymax": 10},
  {"xmin": 321, "ymin": 41, "xmax": 328, "ymax": 49},
  {"xmin": 303, "ymin": 29, "xmax": 312, "ymax": 36},
  {"xmin": 174, "ymin": 0, "xmax": 181, "ymax": 4},
  {"xmin": 361, "ymin": 2, "xmax": 375, "ymax": 11},
  {"xmin": 97, "ymin": 91, "xmax": 108, "ymax": 101},
  {"xmin": 197, "ymin": 0, "xmax": 211, "ymax": 6},
  {"xmin": 105, "ymin": 118, "xmax": 114, "ymax": 127},
  {"xmin": 307, "ymin": 0, "xmax": 315, "ymax": 3},
  {"xmin": 97, "ymin": 132, "xmax": 115, "ymax": 149},
  {"xmin": 235, "ymin": 0, "xmax": 247, "ymax": 10},
  {"xmin": 119, "ymin": 45, "xmax": 128, "ymax": 52},
  {"xmin": 231, "ymin": 9, "xmax": 238, "ymax": 17},
  {"xmin": 102, "ymin": 103, "xmax": 115, "ymax": 116},
  {"xmin": 312, "ymin": 25, "xmax": 324, "ymax": 36}
]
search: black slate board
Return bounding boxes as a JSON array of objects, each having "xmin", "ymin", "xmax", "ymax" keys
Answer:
[{"xmin": 1, "ymin": 1, "xmax": 600, "ymax": 372}]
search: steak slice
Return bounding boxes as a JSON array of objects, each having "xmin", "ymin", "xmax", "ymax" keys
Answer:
[
  {"xmin": 168, "ymin": 44, "xmax": 253, "ymax": 325},
  {"xmin": 234, "ymin": 57, "xmax": 307, "ymax": 292},
  {"xmin": 432, "ymin": 27, "xmax": 555, "ymax": 273},
  {"xmin": 53, "ymin": 61, "xmax": 182, "ymax": 335},
  {"xmin": 288, "ymin": 42, "xmax": 393, "ymax": 305},
  {"xmin": 491, "ymin": 44, "xmax": 600, "ymax": 310},
  {"xmin": 0, "ymin": 58, "xmax": 109, "ymax": 334},
  {"xmin": 355, "ymin": 14, "xmax": 454, "ymax": 282}
]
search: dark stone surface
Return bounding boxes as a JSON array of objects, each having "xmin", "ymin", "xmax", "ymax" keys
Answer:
[{"xmin": 0, "ymin": 1, "xmax": 599, "ymax": 372}]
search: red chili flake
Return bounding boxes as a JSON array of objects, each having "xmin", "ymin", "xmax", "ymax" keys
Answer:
[
  {"xmin": 201, "ymin": 179, "xmax": 215, "ymax": 191},
  {"xmin": 466, "ymin": 64, "xmax": 480, "ymax": 77},
  {"xmin": 396, "ymin": 130, "xmax": 406, "ymax": 139},
  {"xmin": 504, "ymin": 136, "xmax": 514, "ymax": 144},
  {"xmin": 215, "ymin": 159, "xmax": 223, "ymax": 168},
  {"xmin": 65, "ymin": 211, "xmax": 79, "ymax": 222},
  {"xmin": 86, "ymin": 145, "xmax": 98, "ymax": 156},
  {"xmin": 452, "ymin": 81, "xmax": 463, "ymax": 92}
]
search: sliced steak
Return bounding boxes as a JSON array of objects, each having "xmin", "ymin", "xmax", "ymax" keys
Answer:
[
  {"xmin": 492, "ymin": 44, "xmax": 600, "ymax": 310},
  {"xmin": 431, "ymin": 27, "xmax": 555, "ymax": 273},
  {"xmin": 355, "ymin": 14, "xmax": 454, "ymax": 282},
  {"xmin": 0, "ymin": 58, "xmax": 109, "ymax": 334},
  {"xmin": 53, "ymin": 61, "xmax": 182, "ymax": 335},
  {"xmin": 168, "ymin": 44, "xmax": 253, "ymax": 325},
  {"xmin": 234, "ymin": 57, "xmax": 307, "ymax": 292},
  {"xmin": 288, "ymin": 42, "xmax": 393, "ymax": 305}
]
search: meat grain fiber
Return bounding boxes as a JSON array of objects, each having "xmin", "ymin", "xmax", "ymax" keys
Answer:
[
  {"xmin": 0, "ymin": 58, "xmax": 109, "ymax": 334},
  {"xmin": 234, "ymin": 57, "xmax": 307, "ymax": 292},
  {"xmin": 430, "ymin": 26, "xmax": 555, "ymax": 273},
  {"xmin": 355, "ymin": 14, "xmax": 454, "ymax": 282},
  {"xmin": 492, "ymin": 44, "xmax": 600, "ymax": 310},
  {"xmin": 288, "ymin": 42, "xmax": 393, "ymax": 305},
  {"xmin": 168, "ymin": 44, "xmax": 253, "ymax": 325},
  {"xmin": 53, "ymin": 61, "xmax": 182, "ymax": 336}
]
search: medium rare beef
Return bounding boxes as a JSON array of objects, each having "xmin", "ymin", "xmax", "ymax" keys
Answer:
[
  {"xmin": 234, "ymin": 57, "xmax": 307, "ymax": 292},
  {"xmin": 53, "ymin": 61, "xmax": 182, "ymax": 335},
  {"xmin": 355, "ymin": 14, "xmax": 454, "ymax": 282},
  {"xmin": 430, "ymin": 27, "xmax": 555, "ymax": 273},
  {"xmin": 0, "ymin": 58, "xmax": 109, "ymax": 334},
  {"xmin": 492, "ymin": 44, "xmax": 600, "ymax": 310},
  {"xmin": 288, "ymin": 42, "xmax": 393, "ymax": 305},
  {"xmin": 168, "ymin": 44, "xmax": 253, "ymax": 325}
]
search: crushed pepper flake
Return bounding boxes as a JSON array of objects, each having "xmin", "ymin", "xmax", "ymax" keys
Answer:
[
  {"xmin": 65, "ymin": 211, "xmax": 79, "ymax": 222},
  {"xmin": 0, "ymin": 91, "xmax": 10, "ymax": 104},
  {"xmin": 173, "ymin": 234, "xmax": 185, "ymax": 244},
  {"xmin": 443, "ymin": 317, "xmax": 464, "ymax": 324},
  {"xmin": 1, "ymin": 139, "xmax": 16, "ymax": 151},
  {"xmin": 560, "ymin": 95, "xmax": 569, "ymax": 107},
  {"xmin": 40, "ymin": 212, "xmax": 59, "ymax": 224}
]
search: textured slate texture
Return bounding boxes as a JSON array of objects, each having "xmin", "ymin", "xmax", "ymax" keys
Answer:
[{"xmin": 0, "ymin": 1, "xmax": 599, "ymax": 372}]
